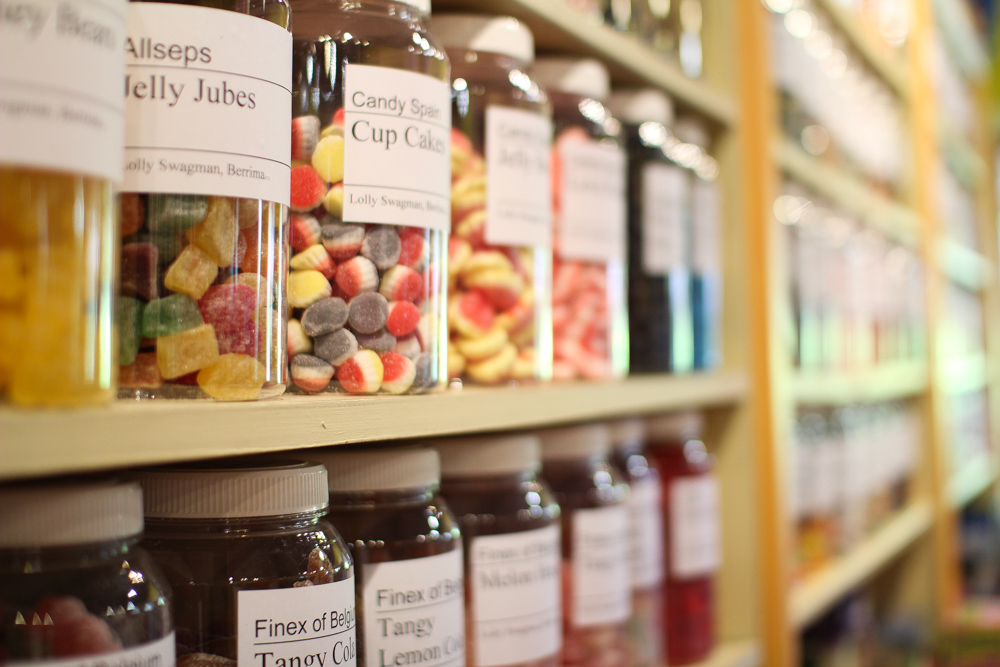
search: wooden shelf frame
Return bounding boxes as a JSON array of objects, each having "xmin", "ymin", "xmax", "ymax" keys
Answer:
[
  {"xmin": 693, "ymin": 640, "xmax": 762, "ymax": 667},
  {"xmin": 940, "ymin": 237, "xmax": 992, "ymax": 292},
  {"xmin": 793, "ymin": 361, "xmax": 929, "ymax": 406},
  {"xmin": 950, "ymin": 453, "xmax": 997, "ymax": 508}
]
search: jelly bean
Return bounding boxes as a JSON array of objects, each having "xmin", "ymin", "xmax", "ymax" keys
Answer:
[
  {"xmin": 196, "ymin": 353, "xmax": 266, "ymax": 401},
  {"xmin": 314, "ymin": 328, "xmax": 358, "ymax": 366},
  {"xmin": 141, "ymin": 294, "xmax": 203, "ymax": 339},
  {"xmin": 148, "ymin": 194, "xmax": 209, "ymax": 232},
  {"xmin": 301, "ymin": 297, "xmax": 349, "ymax": 337},
  {"xmin": 361, "ymin": 225, "xmax": 401, "ymax": 270},
  {"xmin": 348, "ymin": 292, "xmax": 388, "ymax": 334},
  {"xmin": 117, "ymin": 297, "xmax": 144, "ymax": 367},
  {"xmin": 164, "ymin": 245, "xmax": 219, "ymax": 300},
  {"xmin": 120, "ymin": 242, "xmax": 160, "ymax": 301},
  {"xmin": 121, "ymin": 193, "xmax": 145, "ymax": 237},
  {"xmin": 156, "ymin": 323, "xmax": 220, "ymax": 379}
]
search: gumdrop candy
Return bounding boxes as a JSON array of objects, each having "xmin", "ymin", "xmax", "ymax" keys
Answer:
[
  {"xmin": 148, "ymin": 194, "xmax": 208, "ymax": 233},
  {"xmin": 120, "ymin": 242, "xmax": 159, "ymax": 301},
  {"xmin": 288, "ymin": 270, "xmax": 332, "ymax": 309},
  {"xmin": 141, "ymin": 294, "xmax": 204, "ymax": 339},
  {"xmin": 156, "ymin": 323, "xmax": 219, "ymax": 379},
  {"xmin": 292, "ymin": 115, "xmax": 320, "ymax": 162},
  {"xmin": 164, "ymin": 245, "xmax": 219, "ymax": 300},
  {"xmin": 189, "ymin": 197, "xmax": 238, "ymax": 267},
  {"xmin": 117, "ymin": 296, "xmax": 144, "ymax": 366},
  {"xmin": 311, "ymin": 134, "xmax": 345, "ymax": 184},
  {"xmin": 198, "ymin": 284, "xmax": 258, "ymax": 356},
  {"xmin": 336, "ymin": 349, "xmax": 383, "ymax": 394},
  {"xmin": 348, "ymin": 292, "xmax": 388, "ymax": 334},
  {"xmin": 378, "ymin": 265, "xmax": 424, "ymax": 302},
  {"xmin": 197, "ymin": 353, "xmax": 265, "ymax": 401},
  {"xmin": 121, "ymin": 193, "xmax": 145, "ymax": 237},
  {"xmin": 361, "ymin": 226, "xmax": 401, "ymax": 270},
  {"xmin": 290, "ymin": 354, "xmax": 334, "ymax": 392},
  {"xmin": 119, "ymin": 352, "xmax": 163, "ymax": 389},
  {"xmin": 291, "ymin": 165, "xmax": 327, "ymax": 212},
  {"xmin": 380, "ymin": 351, "xmax": 415, "ymax": 395},
  {"xmin": 314, "ymin": 328, "xmax": 357, "ymax": 366}
]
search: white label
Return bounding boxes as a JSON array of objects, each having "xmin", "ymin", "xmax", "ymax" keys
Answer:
[
  {"xmin": 628, "ymin": 478, "xmax": 665, "ymax": 588},
  {"xmin": 239, "ymin": 579, "xmax": 357, "ymax": 667},
  {"xmin": 342, "ymin": 64, "xmax": 451, "ymax": 231},
  {"xmin": 485, "ymin": 106, "xmax": 553, "ymax": 248},
  {"xmin": 557, "ymin": 140, "xmax": 627, "ymax": 262},
  {"xmin": 572, "ymin": 505, "xmax": 631, "ymax": 626},
  {"xmin": 123, "ymin": 4, "xmax": 291, "ymax": 203},
  {"xmin": 669, "ymin": 476, "xmax": 720, "ymax": 579},
  {"xmin": 8, "ymin": 633, "xmax": 175, "ymax": 667},
  {"xmin": 692, "ymin": 179, "xmax": 721, "ymax": 273},
  {"xmin": 0, "ymin": 0, "xmax": 125, "ymax": 181},
  {"xmin": 641, "ymin": 162, "xmax": 687, "ymax": 275},
  {"xmin": 363, "ymin": 549, "xmax": 465, "ymax": 667},
  {"xmin": 469, "ymin": 526, "xmax": 562, "ymax": 666}
]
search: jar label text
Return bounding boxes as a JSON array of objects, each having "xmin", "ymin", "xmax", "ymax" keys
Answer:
[
  {"xmin": 628, "ymin": 478, "xmax": 665, "ymax": 588},
  {"xmin": 669, "ymin": 476, "xmax": 721, "ymax": 578},
  {"xmin": 571, "ymin": 505, "xmax": 631, "ymax": 626},
  {"xmin": 641, "ymin": 162, "xmax": 688, "ymax": 275},
  {"xmin": 557, "ymin": 140, "xmax": 627, "ymax": 263}
]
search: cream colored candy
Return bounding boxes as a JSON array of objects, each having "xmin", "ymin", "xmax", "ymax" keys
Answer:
[
  {"xmin": 288, "ymin": 318, "xmax": 312, "ymax": 356},
  {"xmin": 451, "ymin": 173, "xmax": 486, "ymax": 210},
  {"xmin": 454, "ymin": 326, "xmax": 508, "ymax": 362},
  {"xmin": 290, "ymin": 244, "xmax": 333, "ymax": 272},
  {"xmin": 311, "ymin": 134, "xmax": 346, "ymax": 184},
  {"xmin": 465, "ymin": 343, "xmax": 517, "ymax": 384},
  {"xmin": 323, "ymin": 184, "xmax": 344, "ymax": 216},
  {"xmin": 455, "ymin": 208, "xmax": 486, "ymax": 239},
  {"xmin": 461, "ymin": 250, "xmax": 513, "ymax": 277},
  {"xmin": 512, "ymin": 349, "xmax": 536, "ymax": 380},
  {"xmin": 447, "ymin": 348, "xmax": 466, "ymax": 378},
  {"xmin": 197, "ymin": 353, "xmax": 266, "ymax": 401},
  {"xmin": 288, "ymin": 270, "xmax": 332, "ymax": 309}
]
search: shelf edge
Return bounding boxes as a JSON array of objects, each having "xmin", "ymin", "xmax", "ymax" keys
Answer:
[{"xmin": 793, "ymin": 361, "xmax": 928, "ymax": 406}]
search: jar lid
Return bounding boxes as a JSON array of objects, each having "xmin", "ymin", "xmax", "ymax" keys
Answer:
[
  {"xmin": 433, "ymin": 433, "xmax": 541, "ymax": 477},
  {"xmin": 432, "ymin": 15, "xmax": 534, "ymax": 64},
  {"xmin": 537, "ymin": 423, "xmax": 611, "ymax": 460},
  {"xmin": 315, "ymin": 447, "xmax": 440, "ymax": 492},
  {"xmin": 0, "ymin": 479, "xmax": 143, "ymax": 548},
  {"xmin": 531, "ymin": 57, "xmax": 610, "ymax": 102},
  {"xmin": 673, "ymin": 116, "xmax": 710, "ymax": 149},
  {"xmin": 606, "ymin": 88, "xmax": 674, "ymax": 126},
  {"xmin": 646, "ymin": 411, "xmax": 704, "ymax": 443},
  {"xmin": 397, "ymin": 0, "xmax": 431, "ymax": 15},
  {"xmin": 137, "ymin": 459, "xmax": 329, "ymax": 519},
  {"xmin": 609, "ymin": 417, "xmax": 646, "ymax": 450}
]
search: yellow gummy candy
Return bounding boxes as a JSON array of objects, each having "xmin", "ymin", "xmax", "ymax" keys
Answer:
[
  {"xmin": 323, "ymin": 185, "xmax": 344, "ymax": 216},
  {"xmin": 189, "ymin": 197, "xmax": 238, "ymax": 266},
  {"xmin": 164, "ymin": 245, "xmax": 219, "ymax": 299},
  {"xmin": 288, "ymin": 270, "xmax": 332, "ymax": 309},
  {"xmin": 157, "ymin": 323, "xmax": 220, "ymax": 379},
  {"xmin": 197, "ymin": 353, "xmax": 266, "ymax": 401},
  {"xmin": 311, "ymin": 135, "xmax": 345, "ymax": 184}
]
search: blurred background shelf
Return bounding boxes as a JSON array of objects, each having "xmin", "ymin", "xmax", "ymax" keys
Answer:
[
  {"xmin": 950, "ymin": 454, "xmax": 997, "ymax": 508},
  {"xmin": 793, "ymin": 361, "xmax": 928, "ymax": 405},
  {"xmin": 943, "ymin": 352, "xmax": 989, "ymax": 394},
  {"xmin": 940, "ymin": 238, "xmax": 992, "ymax": 291},
  {"xmin": 693, "ymin": 640, "xmax": 762, "ymax": 667}
]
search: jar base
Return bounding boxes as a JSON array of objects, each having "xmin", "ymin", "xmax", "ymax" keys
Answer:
[{"xmin": 118, "ymin": 383, "xmax": 286, "ymax": 401}]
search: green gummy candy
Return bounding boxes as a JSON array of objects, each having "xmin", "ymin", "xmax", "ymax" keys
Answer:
[
  {"xmin": 117, "ymin": 296, "xmax": 144, "ymax": 366},
  {"xmin": 141, "ymin": 294, "xmax": 204, "ymax": 338},
  {"xmin": 149, "ymin": 195, "xmax": 209, "ymax": 233}
]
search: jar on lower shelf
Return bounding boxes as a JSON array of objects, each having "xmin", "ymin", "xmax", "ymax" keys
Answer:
[{"xmin": 0, "ymin": 480, "xmax": 174, "ymax": 664}]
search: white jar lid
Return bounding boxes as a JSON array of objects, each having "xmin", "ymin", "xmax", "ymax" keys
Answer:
[
  {"xmin": 137, "ymin": 460, "xmax": 329, "ymax": 519},
  {"xmin": 606, "ymin": 88, "xmax": 674, "ymax": 126},
  {"xmin": 397, "ymin": 0, "xmax": 431, "ymax": 15},
  {"xmin": 315, "ymin": 447, "xmax": 440, "ymax": 492},
  {"xmin": 432, "ymin": 14, "xmax": 534, "ymax": 64},
  {"xmin": 0, "ymin": 480, "xmax": 143, "ymax": 548},
  {"xmin": 433, "ymin": 433, "xmax": 541, "ymax": 477},
  {"xmin": 646, "ymin": 411, "xmax": 704, "ymax": 443},
  {"xmin": 673, "ymin": 116, "xmax": 710, "ymax": 149},
  {"xmin": 538, "ymin": 423, "xmax": 611, "ymax": 460},
  {"xmin": 609, "ymin": 417, "xmax": 647, "ymax": 449},
  {"xmin": 531, "ymin": 57, "xmax": 610, "ymax": 102}
]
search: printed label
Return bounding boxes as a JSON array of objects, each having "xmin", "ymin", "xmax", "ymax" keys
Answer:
[
  {"xmin": 239, "ymin": 579, "xmax": 357, "ymax": 667},
  {"xmin": 669, "ymin": 477, "xmax": 720, "ymax": 579},
  {"xmin": 572, "ymin": 505, "xmax": 631, "ymax": 627},
  {"xmin": 8, "ymin": 632, "xmax": 175, "ymax": 667},
  {"xmin": 692, "ymin": 179, "xmax": 721, "ymax": 273},
  {"xmin": 628, "ymin": 478, "xmax": 665, "ymax": 589},
  {"xmin": 641, "ymin": 162, "xmax": 688, "ymax": 275},
  {"xmin": 469, "ymin": 526, "xmax": 562, "ymax": 666},
  {"xmin": 558, "ymin": 140, "xmax": 627, "ymax": 263},
  {"xmin": 342, "ymin": 64, "xmax": 451, "ymax": 231},
  {"xmin": 0, "ymin": 0, "xmax": 125, "ymax": 181},
  {"xmin": 363, "ymin": 549, "xmax": 465, "ymax": 667},
  {"xmin": 123, "ymin": 3, "xmax": 292, "ymax": 203},
  {"xmin": 485, "ymin": 106, "xmax": 553, "ymax": 248}
]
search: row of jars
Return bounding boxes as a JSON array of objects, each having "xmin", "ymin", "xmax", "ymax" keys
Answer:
[
  {"xmin": 0, "ymin": 0, "xmax": 722, "ymax": 406},
  {"xmin": 0, "ymin": 412, "xmax": 720, "ymax": 667}
]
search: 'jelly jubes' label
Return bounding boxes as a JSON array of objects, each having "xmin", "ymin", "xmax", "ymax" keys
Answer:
[
  {"xmin": 628, "ymin": 478, "xmax": 665, "ymax": 589},
  {"xmin": 7, "ymin": 632, "xmax": 176, "ymax": 667},
  {"xmin": 342, "ymin": 65, "xmax": 451, "ymax": 231},
  {"xmin": 557, "ymin": 140, "xmax": 627, "ymax": 263},
  {"xmin": 640, "ymin": 162, "xmax": 687, "ymax": 276},
  {"xmin": 669, "ymin": 476, "xmax": 721, "ymax": 579},
  {"xmin": 363, "ymin": 549, "xmax": 465, "ymax": 667},
  {"xmin": 123, "ymin": 3, "xmax": 292, "ymax": 204},
  {"xmin": 0, "ymin": 0, "xmax": 125, "ymax": 181},
  {"xmin": 571, "ymin": 505, "xmax": 631, "ymax": 627},
  {"xmin": 239, "ymin": 579, "xmax": 358, "ymax": 667},
  {"xmin": 484, "ymin": 106, "xmax": 553, "ymax": 248},
  {"xmin": 469, "ymin": 525, "xmax": 562, "ymax": 666}
]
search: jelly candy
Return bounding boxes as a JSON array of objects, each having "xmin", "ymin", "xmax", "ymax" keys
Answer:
[
  {"xmin": 198, "ymin": 284, "xmax": 258, "ymax": 356},
  {"xmin": 142, "ymin": 294, "xmax": 203, "ymax": 338},
  {"xmin": 314, "ymin": 328, "xmax": 358, "ymax": 366},
  {"xmin": 361, "ymin": 226, "xmax": 401, "ymax": 270},
  {"xmin": 386, "ymin": 301, "xmax": 420, "ymax": 337},
  {"xmin": 121, "ymin": 194, "xmax": 145, "ymax": 237},
  {"xmin": 164, "ymin": 245, "xmax": 219, "ymax": 300},
  {"xmin": 347, "ymin": 292, "xmax": 388, "ymax": 334},
  {"xmin": 301, "ymin": 297, "xmax": 348, "ymax": 337},
  {"xmin": 117, "ymin": 296, "xmax": 144, "ymax": 366},
  {"xmin": 119, "ymin": 352, "xmax": 164, "ymax": 389},
  {"xmin": 335, "ymin": 256, "xmax": 378, "ymax": 297},
  {"xmin": 290, "ymin": 214, "xmax": 322, "ymax": 253},
  {"xmin": 311, "ymin": 134, "xmax": 345, "ymax": 184},
  {"xmin": 290, "ymin": 165, "xmax": 326, "ymax": 212},
  {"xmin": 148, "ymin": 194, "xmax": 209, "ymax": 232},
  {"xmin": 290, "ymin": 354, "xmax": 334, "ymax": 392},
  {"xmin": 120, "ymin": 242, "xmax": 160, "ymax": 301},
  {"xmin": 189, "ymin": 197, "xmax": 238, "ymax": 267},
  {"xmin": 378, "ymin": 265, "xmax": 423, "ymax": 302},
  {"xmin": 336, "ymin": 349, "xmax": 383, "ymax": 394},
  {"xmin": 355, "ymin": 329, "xmax": 396, "ymax": 354},
  {"xmin": 380, "ymin": 352, "xmax": 415, "ymax": 394},
  {"xmin": 156, "ymin": 323, "xmax": 220, "ymax": 379},
  {"xmin": 196, "ymin": 353, "xmax": 266, "ymax": 401},
  {"xmin": 288, "ymin": 270, "xmax": 332, "ymax": 309}
]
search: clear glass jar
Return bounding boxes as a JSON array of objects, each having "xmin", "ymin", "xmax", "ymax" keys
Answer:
[
  {"xmin": 0, "ymin": 480, "xmax": 173, "ymax": 662},
  {"xmin": 530, "ymin": 59, "xmax": 629, "ymax": 381},
  {"xmin": 285, "ymin": 0, "xmax": 449, "ymax": 395},
  {"xmin": 0, "ymin": 0, "xmax": 125, "ymax": 406},
  {"xmin": 606, "ymin": 89, "xmax": 691, "ymax": 375},
  {"xmin": 432, "ymin": 15, "xmax": 553, "ymax": 386},
  {"xmin": 433, "ymin": 433, "xmax": 562, "ymax": 667},
  {"xmin": 645, "ymin": 412, "xmax": 717, "ymax": 666},
  {"xmin": 136, "ymin": 460, "xmax": 355, "ymax": 666},
  {"xmin": 119, "ymin": 0, "xmax": 291, "ymax": 401},
  {"xmin": 609, "ymin": 419, "xmax": 665, "ymax": 667},
  {"xmin": 314, "ymin": 447, "xmax": 464, "ymax": 667},
  {"xmin": 537, "ymin": 424, "xmax": 630, "ymax": 667}
]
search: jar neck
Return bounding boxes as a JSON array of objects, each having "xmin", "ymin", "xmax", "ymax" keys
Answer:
[
  {"xmin": 441, "ymin": 470, "xmax": 537, "ymax": 490},
  {"xmin": 0, "ymin": 536, "xmax": 135, "ymax": 574},
  {"xmin": 143, "ymin": 511, "xmax": 325, "ymax": 535},
  {"xmin": 446, "ymin": 48, "xmax": 529, "ymax": 75},
  {"xmin": 337, "ymin": 0, "xmax": 426, "ymax": 22},
  {"xmin": 328, "ymin": 487, "xmax": 436, "ymax": 510}
]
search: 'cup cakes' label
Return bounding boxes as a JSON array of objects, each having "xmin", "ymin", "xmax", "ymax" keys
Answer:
[
  {"xmin": 0, "ymin": 0, "xmax": 126, "ymax": 181},
  {"xmin": 123, "ymin": 3, "xmax": 291, "ymax": 204}
]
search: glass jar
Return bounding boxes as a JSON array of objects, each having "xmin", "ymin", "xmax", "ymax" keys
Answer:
[
  {"xmin": 314, "ymin": 447, "xmax": 464, "ymax": 667},
  {"xmin": 0, "ymin": 0, "xmax": 125, "ymax": 406},
  {"xmin": 0, "ymin": 480, "xmax": 173, "ymax": 663},
  {"xmin": 645, "ymin": 412, "xmax": 717, "ymax": 666},
  {"xmin": 530, "ymin": 59, "xmax": 629, "ymax": 381},
  {"xmin": 606, "ymin": 89, "xmax": 691, "ymax": 375},
  {"xmin": 119, "ymin": 0, "xmax": 292, "ymax": 401},
  {"xmin": 285, "ymin": 0, "xmax": 449, "ymax": 395},
  {"xmin": 537, "ymin": 424, "xmax": 630, "ymax": 667},
  {"xmin": 433, "ymin": 433, "xmax": 562, "ymax": 667},
  {"xmin": 432, "ymin": 15, "xmax": 553, "ymax": 386},
  {"xmin": 609, "ymin": 419, "xmax": 664, "ymax": 667},
  {"xmin": 136, "ymin": 460, "xmax": 355, "ymax": 666}
]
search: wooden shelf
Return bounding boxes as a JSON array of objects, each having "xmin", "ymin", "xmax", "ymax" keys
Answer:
[
  {"xmin": 943, "ymin": 352, "xmax": 988, "ymax": 395},
  {"xmin": 950, "ymin": 453, "xmax": 996, "ymax": 508},
  {"xmin": 940, "ymin": 238, "xmax": 991, "ymax": 292},
  {"xmin": 775, "ymin": 138, "xmax": 921, "ymax": 246},
  {"xmin": 0, "ymin": 371, "xmax": 747, "ymax": 481},
  {"xmin": 793, "ymin": 361, "xmax": 928, "ymax": 406},
  {"xmin": 932, "ymin": 0, "xmax": 991, "ymax": 81},
  {"xmin": 436, "ymin": 0, "xmax": 737, "ymax": 125},
  {"xmin": 790, "ymin": 501, "xmax": 934, "ymax": 628},
  {"xmin": 691, "ymin": 640, "xmax": 761, "ymax": 667}
]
